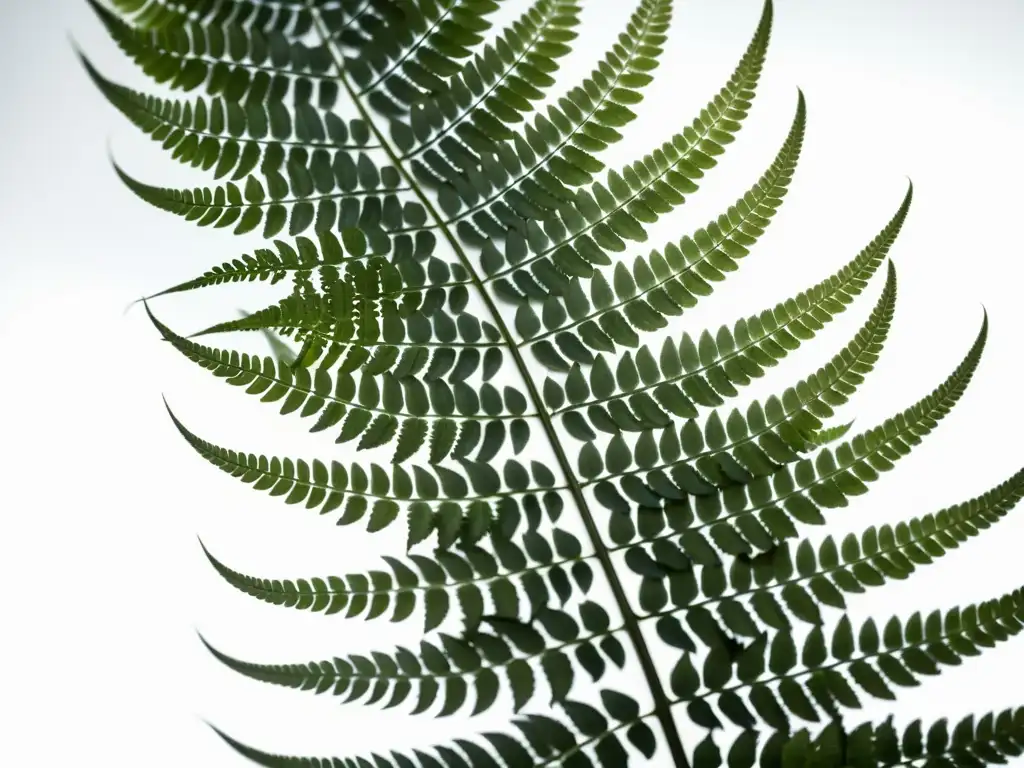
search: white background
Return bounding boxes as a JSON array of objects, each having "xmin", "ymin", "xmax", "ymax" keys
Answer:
[{"xmin": 0, "ymin": 0, "xmax": 1022, "ymax": 765}]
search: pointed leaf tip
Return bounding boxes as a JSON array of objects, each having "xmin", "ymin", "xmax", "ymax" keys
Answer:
[
  {"xmin": 196, "ymin": 539, "xmax": 226, "ymax": 573},
  {"xmin": 122, "ymin": 296, "xmax": 143, "ymax": 316},
  {"xmin": 195, "ymin": 629, "xmax": 215, "ymax": 652},
  {"xmin": 205, "ymin": 721, "xmax": 234, "ymax": 744},
  {"xmin": 898, "ymin": 179, "xmax": 914, "ymax": 213},
  {"xmin": 974, "ymin": 307, "xmax": 989, "ymax": 343},
  {"xmin": 161, "ymin": 394, "xmax": 181, "ymax": 423}
]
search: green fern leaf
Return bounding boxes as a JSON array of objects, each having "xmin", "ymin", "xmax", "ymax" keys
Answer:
[
  {"xmin": 590, "ymin": 259, "xmax": 899, "ymax": 545},
  {"xmin": 519, "ymin": 88, "xmax": 805, "ymax": 364},
  {"xmin": 871, "ymin": 707, "xmax": 1024, "ymax": 767},
  {"xmin": 199, "ymin": 598, "xmax": 621, "ymax": 716},
  {"xmin": 483, "ymin": 0, "xmax": 774, "ymax": 306},
  {"xmin": 201, "ymin": 531, "xmax": 593, "ymax": 625},
  {"xmin": 85, "ymin": 0, "xmax": 1022, "ymax": 763},
  {"xmin": 553, "ymin": 181, "xmax": 912, "ymax": 421},
  {"xmin": 665, "ymin": 588, "xmax": 1024, "ymax": 731},
  {"xmin": 409, "ymin": 0, "xmax": 673, "ymax": 228},
  {"xmin": 207, "ymin": 706, "xmax": 616, "ymax": 767},
  {"xmin": 400, "ymin": 0, "xmax": 584, "ymax": 158}
]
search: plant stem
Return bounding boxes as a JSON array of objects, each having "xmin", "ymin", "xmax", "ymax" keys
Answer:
[{"xmin": 306, "ymin": 6, "xmax": 691, "ymax": 766}]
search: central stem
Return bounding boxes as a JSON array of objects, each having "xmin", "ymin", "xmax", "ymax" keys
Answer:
[{"xmin": 307, "ymin": 7, "xmax": 690, "ymax": 766}]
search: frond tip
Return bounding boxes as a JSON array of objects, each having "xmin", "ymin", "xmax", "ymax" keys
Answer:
[{"xmin": 205, "ymin": 712, "xmax": 597, "ymax": 768}]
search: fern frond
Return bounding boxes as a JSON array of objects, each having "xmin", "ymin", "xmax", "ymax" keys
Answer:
[
  {"xmin": 871, "ymin": 707, "xmax": 1024, "ymax": 767},
  {"xmin": 517, "ymin": 89, "xmax": 804, "ymax": 369},
  {"xmin": 88, "ymin": 0, "xmax": 344, "ymax": 106},
  {"xmin": 705, "ymin": 712, "xmax": 1024, "ymax": 768},
  {"xmin": 612, "ymin": 310, "xmax": 988, "ymax": 562},
  {"xmin": 213, "ymin": 444, "xmax": 1024, "ymax": 637},
  {"xmin": 586, "ymin": 259, "xmax": 898, "ymax": 555},
  {"xmin": 113, "ymin": 150, "xmax": 415, "ymax": 239},
  {"xmin": 207, "ymin": 712, "xmax": 588, "ymax": 768},
  {"xmin": 344, "ymin": 0, "xmax": 503, "ymax": 118},
  {"xmin": 164, "ymin": 401, "xmax": 560, "ymax": 542},
  {"xmin": 205, "ymin": 543, "xmax": 1024, "ymax": 737},
  {"xmin": 598, "ymin": 308, "xmax": 986, "ymax": 625},
  {"xmin": 107, "ymin": 0, "xmax": 341, "ymax": 35},
  {"xmin": 405, "ymin": 0, "xmax": 672, "ymax": 227},
  {"xmin": 480, "ymin": 0, "xmax": 774, "ymax": 303},
  {"xmin": 712, "ymin": 466, "xmax": 1024, "ymax": 617},
  {"xmin": 667, "ymin": 588, "xmax": 1024, "ymax": 730},
  {"xmin": 149, "ymin": 299, "xmax": 535, "ymax": 430},
  {"xmin": 187, "ymin": 265, "xmax": 894, "ymax": 624},
  {"xmin": 643, "ymin": 466, "xmax": 1024, "ymax": 668},
  {"xmin": 78, "ymin": 51, "xmax": 382, "ymax": 182},
  {"xmin": 187, "ymin": 293, "xmax": 507, "ymax": 362},
  {"xmin": 396, "ymin": 0, "xmax": 584, "ymax": 160},
  {"xmin": 201, "ymin": 531, "xmax": 595, "ymax": 629},
  {"xmin": 199, "ymin": 597, "xmax": 625, "ymax": 716},
  {"xmin": 185, "ymin": 270, "xmax": 505, "ymax": 367},
  {"xmin": 86, "ymin": 0, "xmax": 1020, "ymax": 762},
  {"xmin": 141, "ymin": 231, "xmax": 442, "ymax": 309},
  {"xmin": 549, "ymin": 181, "xmax": 912, "ymax": 427},
  {"xmin": 151, "ymin": 329, "xmax": 539, "ymax": 470},
  {"xmin": 207, "ymin": 703, "xmax": 645, "ymax": 767}
]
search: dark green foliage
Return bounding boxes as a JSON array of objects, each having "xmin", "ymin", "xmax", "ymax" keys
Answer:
[{"xmin": 84, "ymin": 0, "xmax": 1022, "ymax": 766}]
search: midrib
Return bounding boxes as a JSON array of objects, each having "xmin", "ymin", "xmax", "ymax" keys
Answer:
[{"xmin": 304, "ymin": 3, "xmax": 691, "ymax": 766}]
